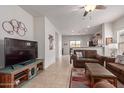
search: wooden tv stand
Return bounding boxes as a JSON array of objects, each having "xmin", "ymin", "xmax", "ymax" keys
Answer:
[{"xmin": 0, "ymin": 59, "xmax": 44, "ymax": 88}]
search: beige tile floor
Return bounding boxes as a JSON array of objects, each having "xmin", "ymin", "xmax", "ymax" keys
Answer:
[
  {"xmin": 22, "ymin": 55, "xmax": 72, "ymax": 88},
  {"xmin": 22, "ymin": 55, "xmax": 124, "ymax": 88}
]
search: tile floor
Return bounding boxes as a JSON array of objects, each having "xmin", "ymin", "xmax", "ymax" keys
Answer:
[
  {"xmin": 22, "ymin": 55, "xmax": 124, "ymax": 88},
  {"xmin": 22, "ymin": 55, "xmax": 72, "ymax": 88}
]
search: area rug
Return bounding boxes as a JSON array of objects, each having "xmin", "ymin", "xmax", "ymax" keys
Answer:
[{"xmin": 69, "ymin": 68, "xmax": 90, "ymax": 88}]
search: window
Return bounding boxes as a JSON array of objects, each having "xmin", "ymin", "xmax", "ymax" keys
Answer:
[
  {"xmin": 119, "ymin": 43, "xmax": 124, "ymax": 53},
  {"xmin": 70, "ymin": 41, "xmax": 81, "ymax": 48},
  {"xmin": 118, "ymin": 35, "xmax": 124, "ymax": 54},
  {"xmin": 117, "ymin": 30, "xmax": 124, "ymax": 54}
]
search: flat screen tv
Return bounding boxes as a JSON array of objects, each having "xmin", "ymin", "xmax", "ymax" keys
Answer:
[{"xmin": 4, "ymin": 38, "xmax": 38, "ymax": 67}]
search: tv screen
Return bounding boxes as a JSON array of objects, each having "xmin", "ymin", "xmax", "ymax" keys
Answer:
[{"xmin": 4, "ymin": 38, "xmax": 38, "ymax": 67}]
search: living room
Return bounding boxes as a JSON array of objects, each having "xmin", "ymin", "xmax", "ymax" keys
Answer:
[{"xmin": 1, "ymin": 1, "xmax": 124, "ymax": 93}]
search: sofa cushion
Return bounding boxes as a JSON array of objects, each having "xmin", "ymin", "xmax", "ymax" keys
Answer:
[
  {"xmin": 107, "ymin": 63, "xmax": 124, "ymax": 73},
  {"xmin": 77, "ymin": 58, "xmax": 99, "ymax": 62},
  {"xmin": 85, "ymin": 50, "xmax": 97, "ymax": 58},
  {"xmin": 76, "ymin": 52, "xmax": 83, "ymax": 58}
]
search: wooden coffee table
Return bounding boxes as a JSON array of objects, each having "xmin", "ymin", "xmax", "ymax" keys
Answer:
[{"xmin": 85, "ymin": 63, "xmax": 117, "ymax": 87}]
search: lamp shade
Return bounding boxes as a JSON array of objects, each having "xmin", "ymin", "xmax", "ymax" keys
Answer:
[{"xmin": 108, "ymin": 43, "xmax": 118, "ymax": 49}]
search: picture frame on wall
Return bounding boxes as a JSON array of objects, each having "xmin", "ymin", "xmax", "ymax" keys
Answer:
[
  {"xmin": 48, "ymin": 34, "xmax": 54, "ymax": 50},
  {"xmin": 106, "ymin": 37, "xmax": 112, "ymax": 45}
]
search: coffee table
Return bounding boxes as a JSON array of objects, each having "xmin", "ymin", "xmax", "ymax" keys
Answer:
[{"xmin": 85, "ymin": 63, "xmax": 117, "ymax": 87}]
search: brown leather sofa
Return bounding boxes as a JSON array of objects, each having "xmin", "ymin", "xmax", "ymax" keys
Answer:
[
  {"xmin": 106, "ymin": 57, "xmax": 124, "ymax": 84},
  {"xmin": 71, "ymin": 50, "xmax": 105, "ymax": 68}
]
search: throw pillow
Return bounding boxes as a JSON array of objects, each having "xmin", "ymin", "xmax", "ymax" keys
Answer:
[{"xmin": 76, "ymin": 52, "xmax": 83, "ymax": 58}]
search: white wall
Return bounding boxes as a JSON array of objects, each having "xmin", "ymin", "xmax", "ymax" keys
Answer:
[
  {"xmin": 34, "ymin": 16, "xmax": 62, "ymax": 69},
  {"xmin": 0, "ymin": 6, "xmax": 34, "ymax": 40},
  {"xmin": 58, "ymin": 33, "xmax": 62, "ymax": 57},
  {"xmin": 102, "ymin": 23, "xmax": 113, "ymax": 45},
  {"xmin": 101, "ymin": 23, "xmax": 113, "ymax": 56},
  {"xmin": 55, "ymin": 32, "xmax": 62, "ymax": 60},
  {"xmin": 112, "ymin": 16, "xmax": 124, "ymax": 55},
  {"xmin": 62, "ymin": 35, "xmax": 91, "ymax": 55},
  {"xmin": 34, "ymin": 17, "xmax": 45, "ymax": 59},
  {"xmin": 45, "ymin": 17, "xmax": 59, "ymax": 68},
  {"xmin": 0, "ymin": 6, "xmax": 34, "ymax": 68},
  {"xmin": 100, "ymin": 16, "xmax": 124, "ymax": 56},
  {"xmin": 112, "ymin": 16, "xmax": 124, "ymax": 42},
  {"xmin": 0, "ymin": 6, "xmax": 62, "ymax": 69}
]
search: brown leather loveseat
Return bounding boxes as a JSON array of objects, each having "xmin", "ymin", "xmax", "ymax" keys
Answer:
[
  {"xmin": 72, "ymin": 50, "xmax": 105, "ymax": 68},
  {"xmin": 106, "ymin": 57, "xmax": 124, "ymax": 84}
]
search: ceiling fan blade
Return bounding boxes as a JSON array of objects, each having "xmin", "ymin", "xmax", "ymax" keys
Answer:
[
  {"xmin": 83, "ymin": 11, "xmax": 88, "ymax": 16},
  {"xmin": 96, "ymin": 5, "xmax": 106, "ymax": 9},
  {"xmin": 79, "ymin": 6, "xmax": 84, "ymax": 9},
  {"xmin": 71, "ymin": 6, "xmax": 84, "ymax": 12}
]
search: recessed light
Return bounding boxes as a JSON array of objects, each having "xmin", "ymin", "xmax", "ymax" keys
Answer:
[
  {"xmin": 87, "ymin": 26, "xmax": 90, "ymax": 28},
  {"xmin": 72, "ymin": 30, "xmax": 74, "ymax": 32}
]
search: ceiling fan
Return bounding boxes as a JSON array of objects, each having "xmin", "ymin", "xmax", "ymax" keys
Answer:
[{"xmin": 80, "ymin": 5, "xmax": 106, "ymax": 17}]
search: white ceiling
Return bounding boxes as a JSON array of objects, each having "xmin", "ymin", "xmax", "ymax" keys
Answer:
[{"xmin": 20, "ymin": 5, "xmax": 124, "ymax": 35}]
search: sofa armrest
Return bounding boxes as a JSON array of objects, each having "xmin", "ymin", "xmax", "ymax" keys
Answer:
[
  {"xmin": 71, "ymin": 54, "xmax": 77, "ymax": 61},
  {"xmin": 105, "ymin": 57, "xmax": 115, "ymax": 63},
  {"xmin": 96, "ymin": 55, "xmax": 105, "ymax": 65}
]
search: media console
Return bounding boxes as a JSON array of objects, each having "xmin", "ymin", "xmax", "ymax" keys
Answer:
[{"xmin": 0, "ymin": 59, "xmax": 44, "ymax": 88}]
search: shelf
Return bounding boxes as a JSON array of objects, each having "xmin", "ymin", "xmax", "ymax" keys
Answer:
[
  {"xmin": 14, "ymin": 74, "xmax": 28, "ymax": 81},
  {"xmin": 14, "ymin": 69, "xmax": 28, "ymax": 79},
  {"xmin": 0, "ymin": 59, "xmax": 44, "ymax": 88}
]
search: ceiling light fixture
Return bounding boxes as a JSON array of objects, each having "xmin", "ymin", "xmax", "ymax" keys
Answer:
[{"xmin": 84, "ymin": 5, "xmax": 96, "ymax": 12}]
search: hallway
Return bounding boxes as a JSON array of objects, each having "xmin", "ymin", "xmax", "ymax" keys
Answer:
[{"xmin": 22, "ymin": 55, "xmax": 72, "ymax": 88}]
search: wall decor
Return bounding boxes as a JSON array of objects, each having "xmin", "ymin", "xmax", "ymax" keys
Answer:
[
  {"xmin": 106, "ymin": 37, "xmax": 112, "ymax": 45},
  {"xmin": 2, "ymin": 19, "xmax": 27, "ymax": 36},
  {"xmin": 48, "ymin": 34, "xmax": 54, "ymax": 50}
]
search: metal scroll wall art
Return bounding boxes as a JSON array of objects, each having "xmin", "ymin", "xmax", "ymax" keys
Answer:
[{"xmin": 2, "ymin": 19, "xmax": 27, "ymax": 36}]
